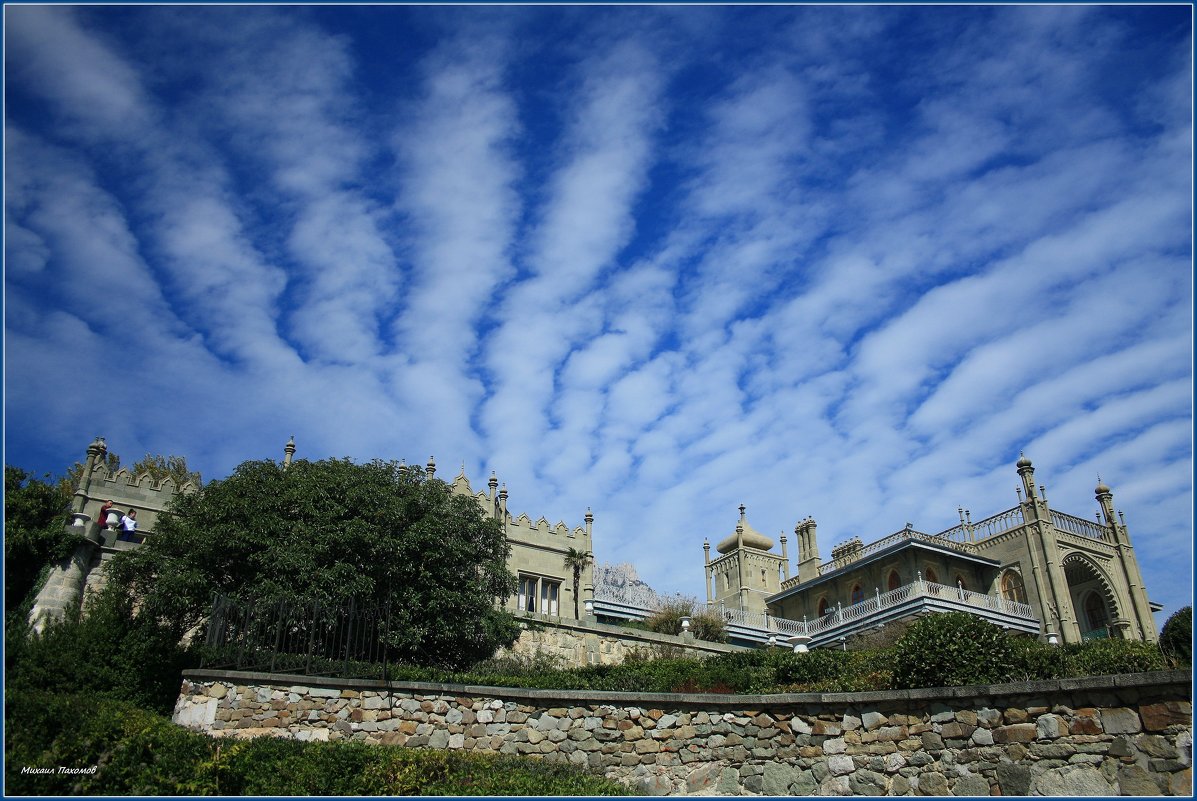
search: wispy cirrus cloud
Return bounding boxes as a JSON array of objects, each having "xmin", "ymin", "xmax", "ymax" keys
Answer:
[{"xmin": 5, "ymin": 5, "xmax": 1191, "ymax": 623}]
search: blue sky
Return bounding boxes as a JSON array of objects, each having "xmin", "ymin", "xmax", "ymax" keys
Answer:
[{"xmin": 4, "ymin": 5, "xmax": 1192, "ymax": 623}]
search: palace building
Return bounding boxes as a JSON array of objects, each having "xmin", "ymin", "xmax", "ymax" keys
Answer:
[
  {"xmin": 704, "ymin": 456, "xmax": 1161, "ymax": 648},
  {"xmin": 31, "ymin": 437, "xmax": 1160, "ymax": 654},
  {"xmin": 28, "ymin": 437, "xmax": 595, "ymax": 632}
]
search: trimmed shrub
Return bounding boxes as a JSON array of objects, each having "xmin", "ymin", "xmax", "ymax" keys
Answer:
[
  {"xmin": 1006, "ymin": 635, "xmax": 1069, "ymax": 681},
  {"xmin": 890, "ymin": 612, "xmax": 1017, "ymax": 689},
  {"xmin": 1061, "ymin": 638, "xmax": 1169, "ymax": 676},
  {"xmin": 1159, "ymin": 606, "xmax": 1192, "ymax": 666}
]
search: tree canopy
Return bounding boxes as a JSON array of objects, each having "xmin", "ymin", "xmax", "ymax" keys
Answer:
[
  {"xmin": 107, "ymin": 457, "xmax": 520, "ymax": 669},
  {"xmin": 4, "ymin": 466, "xmax": 75, "ymax": 611}
]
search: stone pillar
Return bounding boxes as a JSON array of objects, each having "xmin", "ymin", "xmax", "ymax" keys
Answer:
[{"xmin": 28, "ymin": 535, "xmax": 99, "ymax": 634}]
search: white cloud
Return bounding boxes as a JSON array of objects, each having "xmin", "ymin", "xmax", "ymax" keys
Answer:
[{"xmin": 5, "ymin": 6, "xmax": 1191, "ymax": 625}]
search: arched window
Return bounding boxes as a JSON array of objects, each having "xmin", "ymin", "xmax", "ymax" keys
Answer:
[
  {"xmin": 1001, "ymin": 570, "xmax": 1027, "ymax": 604},
  {"xmin": 887, "ymin": 570, "xmax": 901, "ymax": 591},
  {"xmin": 817, "ymin": 597, "xmax": 829, "ymax": 617},
  {"xmin": 925, "ymin": 568, "xmax": 938, "ymax": 584},
  {"xmin": 850, "ymin": 584, "xmax": 864, "ymax": 605}
]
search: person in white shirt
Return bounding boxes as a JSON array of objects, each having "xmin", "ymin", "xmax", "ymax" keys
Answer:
[{"xmin": 119, "ymin": 509, "xmax": 138, "ymax": 541}]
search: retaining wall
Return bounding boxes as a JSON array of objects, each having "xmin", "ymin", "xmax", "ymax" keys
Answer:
[
  {"xmin": 174, "ymin": 668, "xmax": 1191, "ymax": 795},
  {"xmin": 503, "ymin": 614, "xmax": 746, "ymax": 666}
]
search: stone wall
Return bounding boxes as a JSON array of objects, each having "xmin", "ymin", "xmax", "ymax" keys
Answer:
[
  {"xmin": 503, "ymin": 614, "xmax": 746, "ymax": 667},
  {"xmin": 174, "ymin": 668, "xmax": 1191, "ymax": 796}
]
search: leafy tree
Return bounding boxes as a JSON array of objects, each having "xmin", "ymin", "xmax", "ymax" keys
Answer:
[
  {"xmin": 642, "ymin": 597, "xmax": 728, "ymax": 643},
  {"xmin": 1160, "ymin": 606, "xmax": 1192, "ymax": 666},
  {"xmin": 127, "ymin": 453, "xmax": 202, "ymax": 488},
  {"xmin": 4, "ymin": 466, "xmax": 75, "ymax": 611},
  {"xmin": 562, "ymin": 547, "xmax": 593, "ymax": 619},
  {"xmin": 106, "ymin": 457, "xmax": 520, "ymax": 670}
]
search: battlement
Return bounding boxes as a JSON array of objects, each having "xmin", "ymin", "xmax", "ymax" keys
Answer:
[
  {"xmin": 445, "ymin": 461, "xmax": 592, "ymax": 547},
  {"xmin": 89, "ymin": 463, "xmax": 199, "ymax": 503}
]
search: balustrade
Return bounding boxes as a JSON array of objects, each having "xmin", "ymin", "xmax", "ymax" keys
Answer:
[{"xmin": 1050, "ymin": 510, "xmax": 1109, "ymax": 541}]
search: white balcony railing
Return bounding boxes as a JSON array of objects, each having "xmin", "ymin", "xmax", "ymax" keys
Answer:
[{"xmin": 720, "ymin": 577, "xmax": 1036, "ymax": 641}]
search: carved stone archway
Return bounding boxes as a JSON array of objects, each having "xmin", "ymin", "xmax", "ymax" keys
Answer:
[{"xmin": 1061, "ymin": 552, "xmax": 1121, "ymax": 640}]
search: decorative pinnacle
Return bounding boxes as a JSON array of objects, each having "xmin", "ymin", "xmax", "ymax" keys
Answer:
[{"xmin": 738, "ymin": 503, "xmax": 746, "ymax": 519}]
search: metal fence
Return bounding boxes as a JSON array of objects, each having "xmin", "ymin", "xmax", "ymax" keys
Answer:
[{"xmin": 199, "ymin": 593, "xmax": 393, "ymax": 679}]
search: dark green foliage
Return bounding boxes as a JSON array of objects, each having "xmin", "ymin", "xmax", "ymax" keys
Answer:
[
  {"xmin": 6, "ymin": 589, "xmax": 196, "ymax": 715},
  {"xmin": 1006, "ymin": 635, "xmax": 1070, "ymax": 681},
  {"xmin": 4, "ymin": 466, "xmax": 75, "ymax": 611},
  {"xmin": 381, "ymin": 644, "xmax": 890, "ymax": 695},
  {"xmin": 106, "ymin": 457, "xmax": 520, "ymax": 670},
  {"xmin": 1060, "ymin": 638, "xmax": 1168, "ymax": 676},
  {"xmin": 890, "ymin": 612, "xmax": 1018, "ymax": 689},
  {"xmin": 5, "ymin": 690, "xmax": 217, "ymax": 795},
  {"xmin": 1160, "ymin": 606, "xmax": 1192, "ymax": 666},
  {"xmin": 4, "ymin": 690, "xmax": 628, "ymax": 796}
]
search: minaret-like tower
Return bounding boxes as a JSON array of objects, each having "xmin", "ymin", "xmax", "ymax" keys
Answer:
[
  {"xmin": 1014, "ymin": 453, "xmax": 1076, "ymax": 642},
  {"xmin": 283, "ymin": 436, "xmax": 296, "ymax": 469},
  {"xmin": 706, "ymin": 505, "xmax": 787, "ymax": 614},
  {"xmin": 1096, "ymin": 477, "xmax": 1157, "ymax": 641},
  {"xmin": 794, "ymin": 517, "xmax": 821, "ymax": 582}
]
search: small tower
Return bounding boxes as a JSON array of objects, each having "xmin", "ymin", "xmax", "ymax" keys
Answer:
[
  {"xmin": 283, "ymin": 436, "xmax": 296, "ymax": 469},
  {"xmin": 1017, "ymin": 452, "xmax": 1037, "ymax": 500},
  {"xmin": 706, "ymin": 505, "xmax": 787, "ymax": 614},
  {"xmin": 795, "ymin": 517, "xmax": 822, "ymax": 582}
]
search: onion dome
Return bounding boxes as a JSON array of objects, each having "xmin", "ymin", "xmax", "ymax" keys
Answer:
[
  {"xmin": 1016, "ymin": 452, "xmax": 1032, "ymax": 469},
  {"xmin": 1095, "ymin": 475, "xmax": 1111, "ymax": 495},
  {"xmin": 716, "ymin": 505, "xmax": 775, "ymax": 554}
]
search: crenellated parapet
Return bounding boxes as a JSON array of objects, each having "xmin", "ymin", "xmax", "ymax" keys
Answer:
[{"xmin": 445, "ymin": 461, "xmax": 591, "ymax": 545}]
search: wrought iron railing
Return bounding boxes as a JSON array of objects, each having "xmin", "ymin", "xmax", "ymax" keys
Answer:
[
  {"xmin": 1050, "ymin": 510, "xmax": 1109, "ymax": 542},
  {"xmin": 200, "ymin": 593, "xmax": 393, "ymax": 678}
]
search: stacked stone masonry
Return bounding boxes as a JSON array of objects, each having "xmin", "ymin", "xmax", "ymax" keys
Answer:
[
  {"xmin": 502, "ymin": 615, "xmax": 745, "ymax": 667},
  {"xmin": 175, "ymin": 669, "xmax": 1191, "ymax": 796}
]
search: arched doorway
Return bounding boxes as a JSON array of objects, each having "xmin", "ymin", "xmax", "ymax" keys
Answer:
[
  {"xmin": 1063, "ymin": 553, "xmax": 1119, "ymax": 640},
  {"xmin": 887, "ymin": 570, "xmax": 901, "ymax": 591}
]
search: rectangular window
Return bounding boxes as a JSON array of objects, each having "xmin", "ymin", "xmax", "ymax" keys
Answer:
[
  {"xmin": 518, "ymin": 575, "xmax": 537, "ymax": 613},
  {"xmin": 540, "ymin": 580, "xmax": 560, "ymax": 616}
]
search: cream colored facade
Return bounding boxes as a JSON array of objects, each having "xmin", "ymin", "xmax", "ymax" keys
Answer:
[
  {"xmin": 443, "ymin": 459, "xmax": 595, "ymax": 621},
  {"xmin": 707, "ymin": 457, "xmax": 1161, "ymax": 645}
]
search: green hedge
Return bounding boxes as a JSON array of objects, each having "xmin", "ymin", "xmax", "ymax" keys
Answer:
[
  {"xmin": 4, "ymin": 690, "xmax": 628, "ymax": 796},
  {"xmin": 379, "ymin": 614, "xmax": 1172, "ymax": 694}
]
